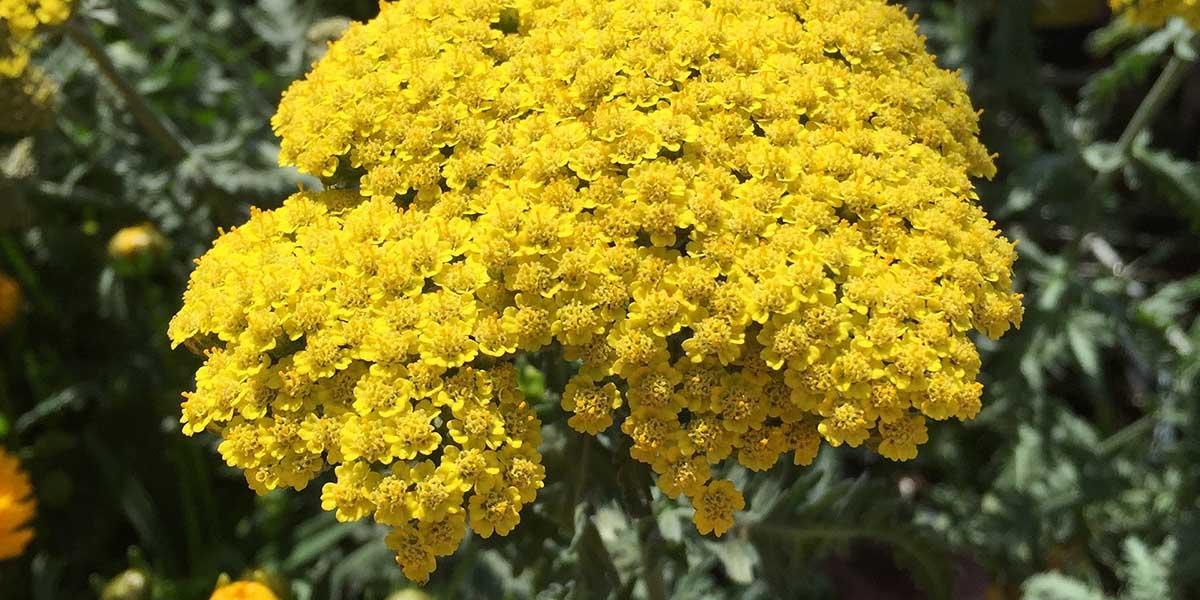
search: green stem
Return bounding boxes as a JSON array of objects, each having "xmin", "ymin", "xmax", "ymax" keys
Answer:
[
  {"xmin": 62, "ymin": 19, "xmax": 191, "ymax": 162},
  {"xmin": 577, "ymin": 513, "xmax": 623, "ymax": 595},
  {"xmin": 1061, "ymin": 39, "xmax": 1195, "ymax": 431},
  {"xmin": 566, "ymin": 436, "xmax": 592, "ymax": 525},
  {"xmin": 1070, "ymin": 46, "xmax": 1195, "ymax": 263},
  {"xmin": 1097, "ymin": 412, "xmax": 1159, "ymax": 457},
  {"xmin": 1113, "ymin": 55, "xmax": 1193, "ymax": 159},
  {"xmin": 620, "ymin": 457, "xmax": 668, "ymax": 600},
  {"xmin": 637, "ymin": 516, "xmax": 668, "ymax": 600}
]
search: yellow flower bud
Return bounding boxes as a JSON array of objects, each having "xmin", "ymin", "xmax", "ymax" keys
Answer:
[
  {"xmin": 108, "ymin": 223, "xmax": 168, "ymax": 261},
  {"xmin": 100, "ymin": 569, "xmax": 151, "ymax": 600}
]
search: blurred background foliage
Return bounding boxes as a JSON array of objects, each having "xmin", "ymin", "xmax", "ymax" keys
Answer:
[{"xmin": 0, "ymin": 0, "xmax": 1197, "ymax": 598}]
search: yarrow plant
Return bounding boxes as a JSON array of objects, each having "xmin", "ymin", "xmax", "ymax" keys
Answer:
[
  {"xmin": 1110, "ymin": 0, "xmax": 1200, "ymax": 27},
  {"xmin": 0, "ymin": 447, "xmax": 35, "ymax": 561},
  {"xmin": 171, "ymin": 0, "xmax": 1023, "ymax": 582}
]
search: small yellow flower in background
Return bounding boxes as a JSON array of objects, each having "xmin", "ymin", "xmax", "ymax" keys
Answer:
[
  {"xmin": 108, "ymin": 222, "xmax": 169, "ymax": 276},
  {"xmin": 0, "ymin": 447, "xmax": 35, "ymax": 560},
  {"xmin": 0, "ymin": 272, "xmax": 22, "ymax": 331},
  {"xmin": 1110, "ymin": 0, "xmax": 1200, "ymax": 27},
  {"xmin": 107, "ymin": 223, "xmax": 167, "ymax": 261},
  {"xmin": 174, "ymin": 0, "xmax": 1024, "ymax": 580},
  {"xmin": 210, "ymin": 581, "xmax": 278, "ymax": 600}
]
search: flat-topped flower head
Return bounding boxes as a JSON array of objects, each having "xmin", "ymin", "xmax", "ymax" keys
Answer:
[{"xmin": 175, "ymin": 0, "xmax": 1022, "ymax": 580}]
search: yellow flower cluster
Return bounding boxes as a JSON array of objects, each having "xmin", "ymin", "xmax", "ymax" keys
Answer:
[
  {"xmin": 0, "ymin": 448, "xmax": 35, "ymax": 560},
  {"xmin": 0, "ymin": 0, "xmax": 71, "ymax": 77},
  {"xmin": 1110, "ymin": 0, "xmax": 1200, "ymax": 27},
  {"xmin": 0, "ymin": 271, "xmax": 22, "ymax": 330},
  {"xmin": 0, "ymin": 64, "xmax": 57, "ymax": 134},
  {"xmin": 170, "ymin": 192, "xmax": 546, "ymax": 582},
  {"xmin": 175, "ymin": 0, "xmax": 1022, "ymax": 579}
]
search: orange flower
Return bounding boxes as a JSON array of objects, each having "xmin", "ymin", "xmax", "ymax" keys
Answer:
[
  {"xmin": 0, "ymin": 448, "xmax": 36, "ymax": 560},
  {"xmin": 210, "ymin": 581, "xmax": 278, "ymax": 600}
]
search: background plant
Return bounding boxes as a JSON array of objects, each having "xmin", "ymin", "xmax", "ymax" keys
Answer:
[{"xmin": 0, "ymin": 1, "xmax": 1197, "ymax": 599}]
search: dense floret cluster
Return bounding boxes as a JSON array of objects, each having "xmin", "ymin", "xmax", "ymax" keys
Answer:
[
  {"xmin": 0, "ymin": 448, "xmax": 35, "ymax": 560},
  {"xmin": 173, "ymin": 0, "xmax": 1023, "ymax": 581},
  {"xmin": 170, "ymin": 192, "xmax": 546, "ymax": 582},
  {"xmin": 1110, "ymin": 0, "xmax": 1200, "ymax": 27},
  {"xmin": 0, "ymin": 0, "xmax": 71, "ymax": 77}
]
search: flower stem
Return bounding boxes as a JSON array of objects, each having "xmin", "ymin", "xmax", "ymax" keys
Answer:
[
  {"xmin": 622, "ymin": 458, "xmax": 668, "ymax": 600},
  {"xmin": 1112, "ymin": 53, "xmax": 1194, "ymax": 161},
  {"xmin": 1071, "ymin": 39, "xmax": 1196, "ymax": 262},
  {"xmin": 637, "ymin": 515, "xmax": 669, "ymax": 600},
  {"xmin": 62, "ymin": 19, "xmax": 191, "ymax": 162}
]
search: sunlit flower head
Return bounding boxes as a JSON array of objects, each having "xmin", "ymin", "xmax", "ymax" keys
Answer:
[{"xmin": 174, "ymin": 0, "xmax": 1022, "ymax": 580}]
